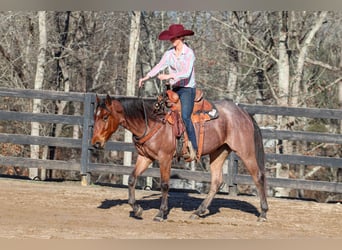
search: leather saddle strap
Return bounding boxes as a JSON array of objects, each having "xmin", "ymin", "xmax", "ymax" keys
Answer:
[
  {"xmin": 134, "ymin": 122, "xmax": 162, "ymax": 145},
  {"xmin": 196, "ymin": 101, "xmax": 206, "ymax": 159},
  {"xmin": 134, "ymin": 113, "xmax": 171, "ymax": 145}
]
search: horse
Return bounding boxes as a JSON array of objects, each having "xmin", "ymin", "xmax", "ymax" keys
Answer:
[{"xmin": 91, "ymin": 93, "xmax": 268, "ymax": 222}]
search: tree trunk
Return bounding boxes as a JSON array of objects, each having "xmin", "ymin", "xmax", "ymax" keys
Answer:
[
  {"xmin": 142, "ymin": 12, "xmax": 160, "ymax": 95},
  {"xmin": 336, "ymin": 38, "xmax": 342, "ymax": 184},
  {"xmin": 339, "ymin": 46, "xmax": 342, "ymax": 134},
  {"xmin": 225, "ymin": 19, "xmax": 238, "ymax": 100},
  {"xmin": 292, "ymin": 11, "xmax": 327, "ymax": 197},
  {"xmin": 54, "ymin": 59, "xmax": 70, "ymax": 139},
  {"xmin": 227, "ymin": 61, "xmax": 238, "ymax": 100},
  {"xmin": 30, "ymin": 11, "xmax": 47, "ymax": 180},
  {"xmin": 278, "ymin": 11, "xmax": 290, "ymax": 106},
  {"xmin": 126, "ymin": 11, "xmax": 141, "ymax": 97},
  {"xmin": 123, "ymin": 11, "xmax": 141, "ymax": 185},
  {"xmin": 291, "ymin": 11, "xmax": 328, "ymax": 106},
  {"xmin": 274, "ymin": 11, "xmax": 291, "ymax": 197}
]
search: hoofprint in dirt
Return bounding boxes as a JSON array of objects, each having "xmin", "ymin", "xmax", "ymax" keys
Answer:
[{"xmin": 0, "ymin": 177, "xmax": 341, "ymax": 239}]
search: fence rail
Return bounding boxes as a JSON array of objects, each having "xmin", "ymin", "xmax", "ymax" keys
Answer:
[{"xmin": 0, "ymin": 88, "xmax": 341, "ymax": 195}]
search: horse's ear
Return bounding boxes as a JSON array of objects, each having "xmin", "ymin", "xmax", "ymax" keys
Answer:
[{"xmin": 105, "ymin": 94, "xmax": 112, "ymax": 106}]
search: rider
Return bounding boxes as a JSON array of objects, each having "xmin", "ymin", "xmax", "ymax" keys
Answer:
[{"xmin": 138, "ymin": 24, "xmax": 198, "ymax": 161}]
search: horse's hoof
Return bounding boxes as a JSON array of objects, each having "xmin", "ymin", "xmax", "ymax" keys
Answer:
[
  {"xmin": 257, "ymin": 216, "xmax": 267, "ymax": 222},
  {"xmin": 134, "ymin": 206, "xmax": 143, "ymax": 218},
  {"xmin": 189, "ymin": 213, "xmax": 200, "ymax": 220},
  {"xmin": 153, "ymin": 216, "xmax": 164, "ymax": 222}
]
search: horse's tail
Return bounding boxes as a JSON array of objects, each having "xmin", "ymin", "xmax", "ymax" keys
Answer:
[{"xmin": 251, "ymin": 116, "xmax": 265, "ymax": 172}]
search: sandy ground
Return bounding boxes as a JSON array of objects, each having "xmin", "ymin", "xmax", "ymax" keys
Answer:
[{"xmin": 0, "ymin": 177, "xmax": 341, "ymax": 239}]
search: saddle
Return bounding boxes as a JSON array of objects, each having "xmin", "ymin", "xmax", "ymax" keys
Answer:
[{"xmin": 164, "ymin": 89, "xmax": 219, "ymax": 161}]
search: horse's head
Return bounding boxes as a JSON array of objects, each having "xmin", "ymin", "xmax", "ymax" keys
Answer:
[{"xmin": 91, "ymin": 94, "xmax": 124, "ymax": 149}]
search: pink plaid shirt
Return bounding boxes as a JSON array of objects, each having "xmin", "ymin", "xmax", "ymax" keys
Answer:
[{"xmin": 147, "ymin": 44, "xmax": 196, "ymax": 88}]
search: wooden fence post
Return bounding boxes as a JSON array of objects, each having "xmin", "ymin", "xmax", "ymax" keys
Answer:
[
  {"xmin": 80, "ymin": 93, "xmax": 95, "ymax": 186},
  {"xmin": 227, "ymin": 152, "xmax": 238, "ymax": 196}
]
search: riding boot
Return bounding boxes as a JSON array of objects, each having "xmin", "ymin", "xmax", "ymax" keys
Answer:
[{"xmin": 187, "ymin": 141, "xmax": 198, "ymax": 162}]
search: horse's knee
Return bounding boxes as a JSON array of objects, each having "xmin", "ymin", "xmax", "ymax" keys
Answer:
[{"xmin": 209, "ymin": 176, "xmax": 223, "ymax": 192}]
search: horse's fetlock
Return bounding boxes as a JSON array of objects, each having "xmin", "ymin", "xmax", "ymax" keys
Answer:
[
  {"xmin": 160, "ymin": 204, "xmax": 168, "ymax": 213},
  {"xmin": 128, "ymin": 175, "xmax": 135, "ymax": 186}
]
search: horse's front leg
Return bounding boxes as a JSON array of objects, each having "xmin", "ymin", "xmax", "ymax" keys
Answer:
[
  {"xmin": 128, "ymin": 155, "xmax": 152, "ymax": 219},
  {"xmin": 191, "ymin": 147, "xmax": 229, "ymax": 219},
  {"xmin": 153, "ymin": 157, "xmax": 172, "ymax": 222}
]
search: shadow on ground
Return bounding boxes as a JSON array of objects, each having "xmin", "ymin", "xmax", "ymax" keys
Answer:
[{"xmin": 97, "ymin": 188, "xmax": 260, "ymax": 219}]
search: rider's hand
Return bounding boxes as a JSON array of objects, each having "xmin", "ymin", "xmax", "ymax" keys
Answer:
[
  {"xmin": 138, "ymin": 76, "xmax": 149, "ymax": 88},
  {"xmin": 138, "ymin": 78, "xmax": 144, "ymax": 88}
]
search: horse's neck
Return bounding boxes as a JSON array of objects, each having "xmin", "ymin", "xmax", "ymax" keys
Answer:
[
  {"xmin": 118, "ymin": 98, "xmax": 162, "ymax": 139},
  {"xmin": 121, "ymin": 115, "xmax": 151, "ymax": 138}
]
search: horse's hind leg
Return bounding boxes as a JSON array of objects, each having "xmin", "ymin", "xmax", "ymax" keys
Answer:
[
  {"xmin": 240, "ymin": 156, "xmax": 268, "ymax": 221},
  {"xmin": 190, "ymin": 146, "xmax": 229, "ymax": 219},
  {"xmin": 256, "ymin": 171, "xmax": 268, "ymax": 221},
  {"xmin": 128, "ymin": 155, "xmax": 152, "ymax": 218}
]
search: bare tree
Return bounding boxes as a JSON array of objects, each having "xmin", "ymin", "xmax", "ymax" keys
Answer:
[
  {"xmin": 122, "ymin": 11, "xmax": 141, "ymax": 185},
  {"xmin": 30, "ymin": 11, "xmax": 47, "ymax": 180},
  {"xmin": 291, "ymin": 11, "xmax": 328, "ymax": 106}
]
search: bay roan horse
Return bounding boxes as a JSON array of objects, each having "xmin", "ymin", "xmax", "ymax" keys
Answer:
[{"xmin": 91, "ymin": 93, "xmax": 268, "ymax": 222}]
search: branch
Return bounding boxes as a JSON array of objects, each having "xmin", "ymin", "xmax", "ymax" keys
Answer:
[
  {"xmin": 304, "ymin": 166, "xmax": 322, "ymax": 179},
  {"xmin": 291, "ymin": 11, "xmax": 328, "ymax": 104},
  {"xmin": 299, "ymin": 77, "xmax": 342, "ymax": 106},
  {"xmin": 264, "ymin": 72, "xmax": 280, "ymax": 103},
  {"xmin": 305, "ymin": 57, "xmax": 341, "ymax": 72},
  {"xmin": 0, "ymin": 43, "xmax": 25, "ymax": 82},
  {"xmin": 211, "ymin": 16, "xmax": 278, "ymax": 63}
]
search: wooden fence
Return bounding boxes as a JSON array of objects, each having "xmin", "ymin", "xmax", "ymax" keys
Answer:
[{"xmin": 0, "ymin": 87, "xmax": 341, "ymax": 194}]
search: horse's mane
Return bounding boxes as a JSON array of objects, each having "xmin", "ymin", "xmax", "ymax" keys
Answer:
[{"xmin": 115, "ymin": 97, "xmax": 162, "ymax": 121}]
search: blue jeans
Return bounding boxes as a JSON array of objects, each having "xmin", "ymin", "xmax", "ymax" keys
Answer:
[{"xmin": 173, "ymin": 87, "xmax": 198, "ymax": 151}]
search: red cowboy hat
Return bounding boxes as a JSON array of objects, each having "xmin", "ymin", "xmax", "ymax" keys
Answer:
[{"xmin": 158, "ymin": 24, "xmax": 194, "ymax": 40}]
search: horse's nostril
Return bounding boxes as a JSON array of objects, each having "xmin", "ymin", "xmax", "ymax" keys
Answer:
[{"xmin": 93, "ymin": 142, "xmax": 101, "ymax": 149}]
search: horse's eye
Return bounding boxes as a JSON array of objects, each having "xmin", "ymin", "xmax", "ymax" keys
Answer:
[{"xmin": 103, "ymin": 115, "xmax": 108, "ymax": 121}]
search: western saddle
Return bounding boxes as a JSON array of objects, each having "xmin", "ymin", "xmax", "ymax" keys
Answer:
[{"xmin": 162, "ymin": 88, "xmax": 218, "ymax": 161}]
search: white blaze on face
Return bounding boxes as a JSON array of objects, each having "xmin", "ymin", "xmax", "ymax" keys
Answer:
[{"xmin": 95, "ymin": 108, "xmax": 109, "ymax": 129}]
